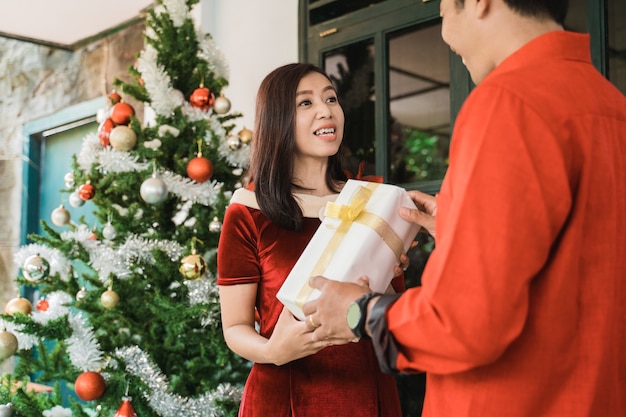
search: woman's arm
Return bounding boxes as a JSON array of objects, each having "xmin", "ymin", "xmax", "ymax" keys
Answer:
[{"xmin": 219, "ymin": 283, "xmax": 335, "ymax": 366}]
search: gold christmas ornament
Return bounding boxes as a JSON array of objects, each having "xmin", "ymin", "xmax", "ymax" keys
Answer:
[
  {"xmin": 101, "ymin": 287, "xmax": 120, "ymax": 309},
  {"xmin": 109, "ymin": 125, "xmax": 137, "ymax": 151},
  {"xmin": 209, "ymin": 216, "xmax": 222, "ymax": 233},
  {"xmin": 51, "ymin": 205, "xmax": 71, "ymax": 226},
  {"xmin": 179, "ymin": 252, "xmax": 208, "ymax": 280},
  {"xmin": 4, "ymin": 296, "xmax": 33, "ymax": 315},
  {"xmin": 237, "ymin": 127, "xmax": 253, "ymax": 144},
  {"xmin": 0, "ymin": 330, "xmax": 18, "ymax": 360}
]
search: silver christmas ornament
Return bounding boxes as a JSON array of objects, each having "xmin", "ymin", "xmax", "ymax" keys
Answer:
[
  {"xmin": 23, "ymin": 254, "xmax": 50, "ymax": 282},
  {"xmin": 140, "ymin": 177, "xmax": 168, "ymax": 204},
  {"xmin": 209, "ymin": 216, "xmax": 222, "ymax": 233},
  {"xmin": 227, "ymin": 135, "xmax": 242, "ymax": 150},
  {"xmin": 64, "ymin": 172, "xmax": 75, "ymax": 188},
  {"xmin": 76, "ymin": 287, "xmax": 88, "ymax": 301},
  {"xmin": 51, "ymin": 205, "xmax": 71, "ymax": 226},
  {"xmin": 68, "ymin": 191, "xmax": 86, "ymax": 208},
  {"xmin": 102, "ymin": 222, "xmax": 117, "ymax": 240},
  {"xmin": 0, "ymin": 403, "xmax": 12, "ymax": 417}
]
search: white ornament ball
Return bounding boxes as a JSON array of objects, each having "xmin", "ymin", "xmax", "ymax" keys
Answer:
[
  {"xmin": 51, "ymin": 205, "xmax": 71, "ymax": 226},
  {"xmin": 213, "ymin": 95, "xmax": 232, "ymax": 114},
  {"xmin": 76, "ymin": 287, "xmax": 88, "ymax": 301},
  {"xmin": 109, "ymin": 125, "xmax": 137, "ymax": 151},
  {"xmin": 102, "ymin": 223, "xmax": 117, "ymax": 240},
  {"xmin": 140, "ymin": 177, "xmax": 168, "ymax": 204},
  {"xmin": 64, "ymin": 172, "xmax": 75, "ymax": 188},
  {"xmin": 68, "ymin": 191, "xmax": 85, "ymax": 208},
  {"xmin": 0, "ymin": 403, "xmax": 12, "ymax": 417}
]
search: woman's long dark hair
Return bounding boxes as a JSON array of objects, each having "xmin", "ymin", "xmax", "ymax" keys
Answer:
[{"xmin": 248, "ymin": 63, "xmax": 347, "ymax": 231}]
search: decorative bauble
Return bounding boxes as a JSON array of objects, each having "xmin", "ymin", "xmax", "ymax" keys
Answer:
[
  {"xmin": 4, "ymin": 297, "xmax": 32, "ymax": 315},
  {"xmin": 101, "ymin": 288, "xmax": 119, "ymax": 309},
  {"xmin": 110, "ymin": 102, "xmax": 135, "ymax": 125},
  {"xmin": 102, "ymin": 223, "xmax": 117, "ymax": 240},
  {"xmin": 114, "ymin": 396, "xmax": 138, "ymax": 417},
  {"xmin": 98, "ymin": 118, "xmax": 115, "ymax": 147},
  {"xmin": 78, "ymin": 183, "xmax": 96, "ymax": 201},
  {"xmin": 227, "ymin": 135, "xmax": 242, "ymax": 151},
  {"xmin": 109, "ymin": 126, "xmax": 137, "ymax": 151},
  {"xmin": 190, "ymin": 86, "xmax": 214, "ymax": 110},
  {"xmin": 64, "ymin": 172, "xmax": 75, "ymax": 188},
  {"xmin": 108, "ymin": 91, "xmax": 122, "ymax": 105},
  {"xmin": 0, "ymin": 330, "xmax": 18, "ymax": 360},
  {"xmin": 209, "ymin": 216, "xmax": 222, "ymax": 233},
  {"xmin": 74, "ymin": 371, "xmax": 106, "ymax": 401},
  {"xmin": 76, "ymin": 287, "xmax": 88, "ymax": 301},
  {"xmin": 238, "ymin": 127, "xmax": 253, "ymax": 144},
  {"xmin": 187, "ymin": 156, "xmax": 213, "ymax": 183},
  {"xmin": 179, "ymin": 253, "xmax": 208, "ymax": 280},
  {"xmin": 36, "ymin": 298, "xmax": 49, "ymax": 312},
  {"xmin": 51, "ymin": 205, "xmax": 71, "ymax": 226},
  {"xmin": 140, "ymin": 177, "xmax": 168, "ymax": 204},
  {"xmin": 69, "ymin": 191, "xmax": 86, "ymax": 208},
  {"xmin": 0, "ymin": 403, "xmax": 12, "ymax": 417},
  {"xmin": 22, "ymin": 254, "xmax": 50, "ymax": 282},
  {"xmin": 213, "ymin": 95, "xmax": 231, "ymax": 114}
]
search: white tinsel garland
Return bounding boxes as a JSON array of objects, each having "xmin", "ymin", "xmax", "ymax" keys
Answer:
[
  {"xmin": 137, "ymin": 45, "xmax": 183, "ymax": 116},
  {"xmin": 66, "ymin": 312, "xmax": 104, "ymax": 371},
  {"xmin": 115, "ymin": 345, "xmax": 242, "ymax": 417},
  {"xmin": 14, "ymin": 244, "xmax": 72, "ymax": 282},
  {"xmin": 43, "ymin": 406, "xmax": 72, "ymax": 417},
  {"xmin": 31, "ymin": 291, "xmax": 72, "ymax": 325},
  {"xmin": 77, "ymin": 134, "xmax": 149, "ymax": 173},
  {"xmin": 198, "ymin": 33, "xmax": 229, "ymax": 81},
  {"xmin": 161, "ymin": 0, "xmax": 188, "ymax": 28},
  {"xmin": 0, "ymin": 318, "xmax": 37, "ymax": 352}
]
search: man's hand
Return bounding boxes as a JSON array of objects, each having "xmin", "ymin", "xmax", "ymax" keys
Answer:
[
  {"xmin": 400, "ymin": 190, "xmax": 437, "ymax": 238},
  {"xmin": 302, "ymin": 276, "xmax": 371, "ymax": 342}
]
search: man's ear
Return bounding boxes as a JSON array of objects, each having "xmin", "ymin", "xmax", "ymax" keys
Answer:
[{"xmin": 474, "ymin": 0, "xmax": 491, "ymax": 19}]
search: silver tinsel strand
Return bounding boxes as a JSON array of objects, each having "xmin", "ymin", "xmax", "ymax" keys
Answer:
[{"xmin": 115, "ymin": 346, "xmax": 242, "ymax": 417}]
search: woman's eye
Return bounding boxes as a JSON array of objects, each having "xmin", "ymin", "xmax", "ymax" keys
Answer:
[
  {"xmin": 298, "ymin": 99, "xmax": 312, "ymax": 107},
  {"xmin": 326, "ymin": 96, "xmax": 338, "ymax": 103}
]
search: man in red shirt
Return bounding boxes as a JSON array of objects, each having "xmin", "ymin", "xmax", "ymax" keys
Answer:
[{"xmin": 303, "ymin": 0, "xmax": 626, "ymax": 416}]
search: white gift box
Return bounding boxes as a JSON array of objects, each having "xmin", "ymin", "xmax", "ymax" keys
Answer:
[{"xmin": 277, "ymin": 179, "xmax": 421, "ymax": 320}]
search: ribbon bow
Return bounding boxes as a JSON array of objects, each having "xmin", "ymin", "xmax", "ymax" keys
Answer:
[{"xmin": 324, "ymin": 185, "xmax": 372, "ymax": 221}]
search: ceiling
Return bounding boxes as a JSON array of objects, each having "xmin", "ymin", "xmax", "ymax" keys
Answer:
[{"xmin": 0, "ymin": 0, "xmax": 154, "ymax": 50}]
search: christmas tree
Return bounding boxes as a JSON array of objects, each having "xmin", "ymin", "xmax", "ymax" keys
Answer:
[{"xmin": 0, "ymin": 0, "xmax": 251, "ymax": 415}]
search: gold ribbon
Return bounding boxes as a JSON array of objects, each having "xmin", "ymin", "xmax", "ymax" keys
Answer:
[{"xmin": 295, "ymin": 183, "xmax": 404, "ymax": 307}]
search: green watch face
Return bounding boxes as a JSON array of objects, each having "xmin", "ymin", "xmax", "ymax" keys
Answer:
[{"xmin": 346, "ymin": 301, "xmax": 361, "ymax": 330}]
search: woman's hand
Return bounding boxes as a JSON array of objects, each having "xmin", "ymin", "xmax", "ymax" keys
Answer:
[{"xmin": 265, "ymin": 307, "xmax": 349, "ymax": 365}]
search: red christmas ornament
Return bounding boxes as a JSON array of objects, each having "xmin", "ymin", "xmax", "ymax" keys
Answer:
[
  {"xmin": 115, "ymin": 396, "xmax": 138, "ymax": 417},
  {"xmin": 35, "ymin": 298, "xmax": 49, "ymax": 312},
  {"xmin": 108, "ymin": 91, "xmax": 122, "ymax": 105},
  {"xmin": 75, "ymin": 371, "xmax": 106, "ymax": 401},
  {"xmin": 78, "ymin": 183, "xmax": 96, "ymax": 201},
  {"xmin": 187, "ymin": 156, "xmax": 214, "ymax": 183},
  {"xmin": 190, "ymin": 86, "xmax": 214, "ymax": 110},
  {"xmin": 110, "ymin": 102, "xmax": 135, "ymax": 125},
  {"xmin": 98, "ymin": 118, "xmax": 115, "ymax": 147}
]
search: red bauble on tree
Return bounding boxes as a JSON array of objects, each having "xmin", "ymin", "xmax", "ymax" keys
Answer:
[
  {"xmin": 110, "ymin": 102, "xmax": 135, "ymax": 125},
  {"xmin": 187, "ymin": 156, "xmax": 213, "ymax": 183},
  {"xmin": 74, "ymin": 371, "xmax": 106, "ymax": 401},
  {"xmin": 98, "ymin": 118, "xmax": 115, "ymax": 147},
  {"xmin": 114, "ymin": 396, "xmax": 138, "ymax": 417},
  {"xmin": 190, "ymin": 85, "xmax": 214, "ymax": 110},
  {"xmin": 78, "ymin": 182, "xmax": 95, "ymax": 201},
  {"xmin": 108, "ymin": 91, "xmax": 122, "ymax": 105}
]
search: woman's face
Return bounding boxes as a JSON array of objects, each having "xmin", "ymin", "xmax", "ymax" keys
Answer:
[{"xmin": 293, "ymin": 71, "xmax": 344, "ymax": 160}]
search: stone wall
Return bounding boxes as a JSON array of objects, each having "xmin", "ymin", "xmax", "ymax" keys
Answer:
[{"xmin": 0, "ymin": 23, "xmax": 145, "ymax": 307}]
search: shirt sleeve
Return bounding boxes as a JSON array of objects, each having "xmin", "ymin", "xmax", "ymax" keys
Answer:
[
  {"xmin": 217, "ymin": 203, "xmax": 262, "ymax": 285},
  {"xmin": 370, "ymin": 85, "xmax": 573, "ymax": 374}
]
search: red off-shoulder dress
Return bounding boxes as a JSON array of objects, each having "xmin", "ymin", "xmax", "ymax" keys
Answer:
[{"xmin": 217, "ymin": 188, "xmax": 403, "ymax": 417}]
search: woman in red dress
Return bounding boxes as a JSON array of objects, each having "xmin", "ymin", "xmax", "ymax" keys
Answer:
[{"xmin": 217, "ymin": 63, "xmax": 404, "ymax": 417}]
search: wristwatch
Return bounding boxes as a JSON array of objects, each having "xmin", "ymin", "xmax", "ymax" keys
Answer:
[{"xmin": 346, "ymin": 292, "xmax": 381, "ymax": 339}]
